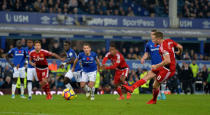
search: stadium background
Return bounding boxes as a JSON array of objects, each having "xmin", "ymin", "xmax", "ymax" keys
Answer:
[{"xmin": 0, "ymin": 0, "xmax": 210, "ymax": 95}]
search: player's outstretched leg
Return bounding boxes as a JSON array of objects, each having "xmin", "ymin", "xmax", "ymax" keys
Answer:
[
  {"xmin": 40, "ymin": 78, "xmax": 52, "ymax": 100},
  {"xmin": 27, "ymin": 80, "xmax": 33, "ymax": 100},
  {"xmin": 20, "ymin": 78, "xmax": 26, "ymax": 99},
  {"xmin": 123, "ymin": 79, "xmax": 147, "ymax": 93},
  {"xmin": 11, "ymin": 78, "xmax": 17, "ymax": 99}
]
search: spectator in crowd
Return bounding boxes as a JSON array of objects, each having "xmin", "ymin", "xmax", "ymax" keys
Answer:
[
  {"xmin": 190, "ymin": 60, "xmax": 199, "ymax": 78},
  {"xmin": 51, "ymin": 41, "xmax": 62, "ymax": 55},
  {"xmin": 180, "ymin": 63, "xmax": 194, "ymax": 94},
  {"xmin": 204, "ymin": 71, "xmax": 210, "ymax": 94},
  {"xmin": 139, "ymin": 69, "xmax": 151, "ymax": 94},
  {"xmin": 3, "ymin": 65, "xmax": 13, "ymax": 80},
  {"xmin": 0, "ymin": 78, "xmax": 4, "ymax": 88},
  {"xmin": 1, "ymin": 76, "xmax": 12, "ymax": 89},
  {"xmin": 49, "ymin": 60, "xmax": 58, "ymax": 72}
]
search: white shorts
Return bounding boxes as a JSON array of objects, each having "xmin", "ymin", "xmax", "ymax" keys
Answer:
[
  {"xmin": 27, "ymin": 68, "xmax": 38, "ymax": 81},
  {"xmin": 81, "ymin": 71, "xmax": 97, "ymax": 82},
  {"xmin": 13, "ymin": 67, "xmax": 25, "ymax": 78},
  {"xmin": 65, "ymin": 70, "xmax": 81, "ymax": 82}
]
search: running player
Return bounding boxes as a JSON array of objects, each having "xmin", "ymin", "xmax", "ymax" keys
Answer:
[
  {"xmin": 123, "ymin": 32, "xmax": 183, "ymax": 104},
  {"xmin": 25, "ymin": 39, "xmax": 38, "ymax": 100},
  {"xmin": 141, "ymin": 29, "xmax": 166, "ymax": 100},
  {"xmin": 72, "ymin": 43, "xmax": 100, "ymax": 101},
  {"xmin": 6, "ymin": 40, "xmax": 26, "ymax": 99},
  {"xmin": 63, "ymin": 41, "xmax": 82, "ymax": 91},
  {"xmin": 29, "ymin": 40, "xmax": 65, "ymax": 100},
  {"xmin": 101, "ymin": 44, "xmax": 131, "ymax": 100}
]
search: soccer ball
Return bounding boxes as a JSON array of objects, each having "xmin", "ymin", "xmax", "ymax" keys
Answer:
[{"xmin": 62, "ymin": 88, "xmax": 76, "ymax": 100}]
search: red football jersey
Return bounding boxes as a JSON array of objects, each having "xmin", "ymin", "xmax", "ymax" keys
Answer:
[
  {"xmin": 102, "ymin": 51, "xmax": 129, "ymax": 70},
  {"xmin": 29, "ymin": 49, "xmax": 53, "ymax": 68},
  {"xmin": 159, "ymin": 39, "xmax": 178, "ymax": 72}
]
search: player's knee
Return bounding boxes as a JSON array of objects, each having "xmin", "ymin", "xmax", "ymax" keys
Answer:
[
  {"xmin": 13, "ymin": 78, "xmax": 18, "ymax": 83},
  {"xmin": 20, "ymin": 78, "xmax": 24, "ymax": 83},
  {"xmin": 64, "ymin": 77, "xmax": 70, "ymax": 85}
]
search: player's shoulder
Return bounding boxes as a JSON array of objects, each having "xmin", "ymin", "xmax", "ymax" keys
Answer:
[
  {"xmin": 91, "ymin": 51, "xmax": 96, "ymax": 55},
  {"xmin": 29, "ymin": 49, "xmax": 36, "ymax": 55},
  {"xmin": 78, "ymin": 52, "xmax": 84, "ymax": 56}
]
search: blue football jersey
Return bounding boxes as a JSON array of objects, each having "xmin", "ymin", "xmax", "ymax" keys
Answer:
[
  {"xmin": 78, "ymin": 51, "xmax": 98, "ymax": 72},
  {"xmin": 145, "ymin": 40, "xmax": 162, "ymax": 65},
  {"xmin": 66, "ymin": 48, "xmax": 81, "ymax": 71},
  {"xmin": 8, "ymin": 47, "xmax": 26, "ymax": 68},
  {"xmin": 25, "ymin": 47, "xmax": 35, "ymax": 68}
]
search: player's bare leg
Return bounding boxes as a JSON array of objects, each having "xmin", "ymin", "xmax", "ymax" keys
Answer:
[
  {"xmin": 64, "ymin": 77, "xmax": 73, "ymax": 90},
  {"xmin": 40, "ymin": 78, "xmax": 52, "ymax": 100},
  {"xmin": 80, "ymin": 82, "xmax": 90, "ymax": 98},
  {"xmin": 20, "ymin": 78, "xmax": 26, "ymax": 98},
  {"xmin": 88, "ymin": 81, "xmax": 95, "ymax": 101},
  {"xmin": 11, "ymin": 78, "xmax": 18, "ymax": 99},
  {"xmin": 123, "ymin": 71, "xmax": 156, "ymax": 93},
  {"xmin": 147, "ymin": 79, "xmax": 160, "ymax": 104}
]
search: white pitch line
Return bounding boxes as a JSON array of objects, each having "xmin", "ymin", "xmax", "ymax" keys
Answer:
[{"xmin": 0, "ymin": 112, "xmax": 51, "ymax": 115}]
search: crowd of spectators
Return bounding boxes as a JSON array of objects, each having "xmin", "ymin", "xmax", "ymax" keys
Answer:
[{"xmin": 0, "ymin": 0, "xmax": 209, "ymax": 18}]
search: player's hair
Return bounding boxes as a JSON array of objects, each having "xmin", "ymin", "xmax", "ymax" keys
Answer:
[
  {"xmin": 153, "ymin": 32, "xmax": 163, "ymax": 39},
  {"xmin": 83, "ymin": 43, "xmax": 91, "ymax": 47},
  {"xmin": 110, "ymin": 43, "xmax": 116, "ymax": 49},
  {"xmin": 64, "ymin": 41, "xmax": 71, "ymax": 45},
  {"xmin": 151, "ymin": 29, "xmax": 157, "ymax": 32},
  {"xmin": 34, "ymin": 40, "xmax": 41, "ymax": 45},
  {"xmin": 27, "ymin": 39, "xmax": 33, "ymax": 42}
]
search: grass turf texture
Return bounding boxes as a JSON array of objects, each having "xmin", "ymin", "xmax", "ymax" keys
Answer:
[{"xmin": 0, "ymin": 94, "xmax": 209, "ymax": 115}]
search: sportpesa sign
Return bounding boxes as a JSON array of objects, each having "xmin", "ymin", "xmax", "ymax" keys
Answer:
[{"xmin": 0, "ymin": 11, "xmax": 209, "ymax": 29}]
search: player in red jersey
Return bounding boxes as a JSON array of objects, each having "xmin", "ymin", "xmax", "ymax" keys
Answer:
[
  {"xmin": 29, "ymin": 40, "xmax": 65, "ymax": 100},
  {"xmin": 123, "ymin": 32, "xmax": 183, "ymax": 104},
  {"xmin": 101, "ymin": 44, "xmax": 131, "ymax": 100}
]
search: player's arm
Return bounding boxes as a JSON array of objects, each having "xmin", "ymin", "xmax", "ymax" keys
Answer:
[
  {"xmin": 96, "ymin": 57, "xmax": 100, "ymax": 72},
  {"xmin": 29, "ymin": 55, "xmax": 36, "ymax": 67},
  {"xmin": 152, "ymin": 52, "xmax": 171, "ymax": 70},
  {"xmin": 141, "ymin": 52, "xmax": 149, "ymax": 64},
  {"xmin": 51, "ymin": 53, "xmax": 65, "ymax": 62},
  {"xmin": 71, "ymin": 58, "xmax": 79, "ymax": 72},
  {"xmin": 175, "ymin": 43, "xmax": 183, "ymax": 56}
]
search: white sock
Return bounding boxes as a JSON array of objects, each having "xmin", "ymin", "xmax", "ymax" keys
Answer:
[
  {"xmin": 12, "ymin": 84, "xmax": 16, "ymax": 95},
  {"xmin": 161, "ymin": 83, "xmax": 166, "ymax": 94},
  {"xmin": 91, "ymin": 87, "xmax": 95, "ymax": 97},
  {"xmin": 28, "ymin": 82, "xmax": 32, "ymax": 97},
  {"xmin": 20, "ymin": 84, "xmax": 24, "ymax": 95},
  {"xmin": 84, "ymin": 85, "xmax": 90, "ymax": 93},
  {"xmin": 65, "ymin": 83, "xmax": 73, "ymax": 90}
]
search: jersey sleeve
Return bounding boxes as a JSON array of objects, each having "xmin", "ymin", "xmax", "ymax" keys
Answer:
[
  {"xmin": 102, "ymin": 52, "xmax": 110, "ymax": 65},
  {"xmin": 8, "ymin": 48, "xmax": 14, "ymax": 55},
  {"xmin": 162, "ymin": 42, "xmax": 171, "ymax": 56},
  {"xmin": 144, "ymin": 42, "xmax": 150, "ymax": 53},
  {"xmin": 43, "ymin": 50, "xmax": 53, "ymax": 57},
  {"xmin": 105, "ymin": 53, "xmax": 121, "ymax": 70},
  {"xmin": 172, "ymin": 39, "xmax": 178, "ymax": 47},
  {"xmin": 69, "ymin": 50, "xmax": 75, "ymax": 59},
  {"xmin": 94, "ymin": 52, "xmax": 98, "ymax": 60},
  {"xmin": 77, "ymin": 53, "xmax": 82, "ymax": 60}
]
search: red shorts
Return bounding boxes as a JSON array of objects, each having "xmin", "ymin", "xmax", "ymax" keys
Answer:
[
  {"xmin": 35, "ymin": 68, "xmax": 49, "ymax": 81},
  {"xmin": 152, "ymin": 67, "xmax": 175, "ymax": 83},
  {"xmin": 114, "ymin": 68, "xmax": 129, "ymax": 84}
]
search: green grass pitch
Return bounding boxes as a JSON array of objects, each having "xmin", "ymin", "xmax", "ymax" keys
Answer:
[{"xmin": 0, "ymin": 94, "xmax": 209, "ymax": 115}]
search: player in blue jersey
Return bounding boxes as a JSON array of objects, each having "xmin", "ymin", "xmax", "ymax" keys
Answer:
[
  {"xmin": 141, "ymin": 29, "xmax": 166, "ymax": 100},
  {"xmin": 63, "ymin": 41, "xmax": 82, "ymax": 91},
  {"xmin": 72, "ymin": 43, "xmax": 100, "ymax": 100},
  {"xmin": 25, "ymin": 39, "xmax": 38, "ymax": 100},
  {"xmin": 6, "ymin": 40, "xmax": 26, "ymax": 99}
]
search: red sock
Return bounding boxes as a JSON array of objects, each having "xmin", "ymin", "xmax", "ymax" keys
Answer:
[
  {"xmin": 116, "ymin": 87, "xmax": 123, "ymax": 96},
  {"xmin": 42, "ymin": 83, "xmax": 50, "ymax": 95},
  {"xmin": 133, "ymin": 79, "xmax": 146, "ymax": 89},
  {"xmin": 152, "ymin": 88, "xmax": 159, "ymax": 101}
]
